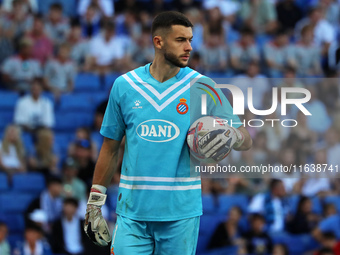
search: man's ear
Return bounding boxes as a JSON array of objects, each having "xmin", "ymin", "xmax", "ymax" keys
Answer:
[{"xmin": 153, "ymin": 35, "xmax": 163, "ymax": 50}]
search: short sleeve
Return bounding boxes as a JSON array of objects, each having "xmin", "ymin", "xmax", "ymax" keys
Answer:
[
  {"xmin": 2, "ymin": 58, "xmax": 14, "ymax": 74},
  {"xmin": 197, "ymin": 77, "xmax": 242, "ymax": 129},
  {"xmin": 100, "ymin": 78, "xmax": 126, "ymax": 141},
  {"xmin": 319, "ymin": 215, "xmax": 337, "ymax": 233}
]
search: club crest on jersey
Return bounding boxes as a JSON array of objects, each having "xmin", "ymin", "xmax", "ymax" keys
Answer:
[{"xmin": 176, "ymin": 98, "xmax": 188, "ymax": 114}]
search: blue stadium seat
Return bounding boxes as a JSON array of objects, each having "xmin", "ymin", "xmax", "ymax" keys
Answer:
[
  {"xmin": 0, "ymin": 173, "xmax": 9, "ymax": 192},
  {"xmin": 74, "ymin": 73, "xmax": 101, "ymax": 92},
  {"xmin": 12, "ymin": 173, "xmax": 46, "ymax": 195},
  {"xmin": 217, "ymin": 194, "xmax": 248, "ymax": 215},
  {"xmin": 271, "ymin": 233, "xmax": 319, "ymax": 255},
  {"xmin": 202, "ymin": 194, "xmax": 216, "ymax": 214},
  {"xmin": 197, "ymin": 246, "xmax": 238, "ymax": 255},
  {"xmin": 54, "ymin": 111, "xmax": 93, "ymax": 132},
  {"xmin": 54, "ymin": 133, "xmax": 72, "ymax": 156},
  {"xmin": 21, "ymin": 132, "xmax": 34, "ymax": 156},
  {"xmin": 104, "ymin": 73, "xmax": 121, "ymax": 92},
  {"xmin": 0, "ymin": 91, "xmax": 19, "ymax": 110},
  {"xmin": 59, "ymin": 94, "xmax": 93, "ymax": 112},
  {"xmin": 0, "ymin": 192, "xmax": 35, "ymax": 213},
  {"xmin": 0, "ymin": 111, "xmax": 14, "ymax": 130},
  {"xmin": 1, "ymin": 213, "xmax": 25, "ymax": 233},
  {"xmin": 197, "ymin": 215, "xmax": 224, "ymax": 253},
  {"xmin": 91, "ymin": 131, "xmax": 104, "ymax": 149},
  {"xmin": 288, "ymin": 195, "xmax": 323, "ymax": 215}
]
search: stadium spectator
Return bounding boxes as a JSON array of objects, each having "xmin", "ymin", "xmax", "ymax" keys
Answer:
[
  {"xmin": 50, "ymin": 198, "xmax": 87, "ymax": 255},
  {"xmin": 242, "ymin": 213, "xmax": 273, "ymax": 254},
  {"xmin": 248, "ymin": 179, "xmax": 289, "ymax": 233},
  {"xmin": 0, "ymin": 222, "xmax": 10, "ymax": 255},
  {"xmin": 0, "ymin": 0, "xmax": 34, "ymax": 39},
  {"xmin": 239, "ymin": 0, "xmax": 277, "ymax": 34},
  {"xmin": 315, "ymin": 232, "xmax": 340, "ymax": 255},
  {"xmin": 325, "ymin": 127, "xmax": 340, "ymax": 173},
  {"xmin": 300, "ymin": 148, "xmax": 331, "ymax": 197},
  {"xmin": 79, "ymin": 3, "xmax": 101, "ymax": 39},
  {"xmin": 44, "ymin": 43, "xmax": 77, "ymax": 98},
  {"xmin": 277, "ymin": 67, "xmax": 304, "ymax": 97},
  {"xmin": 28, "ymin": 128, "xmax": 59, "ymax": 176},
  {"xmin": 78, "ymin": 0, "xmax": 114, "ymax": 18},
  {"xmin": 303, "ymin": 87, "xmax": 332, "ymax": 134},
  {"xmin": 316, "ymin": 69, "xmax": 340, "ymax": 112},
  {"xmin": 273, "ymin": 243, "xmax": 289, "ymax": 255},
  {"xmin": 295, "ymin": 6, "xmax": 335, "ymax": 55},
  {"xmin": 184, "ymin": 8, "xmax": 204, "ymax": 52},
  {"xmin": 264, "ymin": 29, "xmax": 296, "ymax": 77},
  {"xmin": 26, "ymin": 14, "xmax": 53, "ymax": 64},
  {"xmin": 294, "ymin": 24, "xmax": 322, "ymax": 77},
  {"xmin": 13, "ymin": 223, "xmax": 53, "ymax": 255},
  {"xmin": 62, "ymin": 157, "xmax": 87, "ymax": 201},
  {"xmin": 68, "ymin": 127, "xmax": 98, "ymax": 161},
  {"xmin": 44, "ymin": 3, "xmax": 70, "ymax": 46},
  {"xmin": 323, "ymin": 204, "xmax": 337, "ymax": 218},
  {"xmin": 25, "ymin": 176, "xmax": 63, "ymax": 232},
  {"xmin": 132, "ymin": 26, "xmax": 154, "ymax": 66},
  {"xmin": 287, "ymin": 196, "xmax": 319, "ymax": 234},
  {"xmin": 1, "ymin": 0, "xmax": 38, "ymax": 14},
  {"xmin": 276, "ymin": 0, "xmax": 303, "ymax": 34},
  {"xmin": 65, "ymin": 20, "xmax": 90, "ymax": 70},
  {"xmin": 14, "ymin": 79, "xmax": 55, "ymax": 132},
  {"xmin": 231, "ymin": 61, "xmax": 270, "ymax": 109},
  {"xmin": 251, "ymin": 131, "xmax": 270, "ymax": 166},
  {"xmin": 208, "ymin": 206, "xmax": 244, "ymax": 250},
  {"xmin": 73, "ymin": 139, "xmax": 95, "ymax": 187},
  {"xmin": 1, "ymin": 38, "xmax": 42, "ymax": 92},
  {"xmin": 230, "ymin": 27, "xmax": 259, "ymax": 73},
  {"xmin": 0, "ymin": 124, "xmax": 26, "ymax": 176},
  {"xmin": 86, "ymin": 21, "xmax": 133, "ymax": 74},
  {"xmin": 199, "ymin": 26, "xmax": 228, "ymax": 74},
  {"xmin": 318, "ymin": 0, "xmax": 340, "ymax": 30}
]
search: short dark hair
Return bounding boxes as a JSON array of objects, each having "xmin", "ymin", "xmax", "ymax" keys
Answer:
[
  {"xmin": 50, "ymin": 3, "xmax": 63, "ymax": 11},
  {"xmin": 240, "ymin": 26, "xmax": 254, "ymax": 37},
  {"xmin": 63, "ymin": 197, "xmax": 79, "ymax": 208},
  {"xmin": 47, "ymin": 176, "xmax": 62, "ymax": 186},
  {"xmin": 151, "ymin": 11, "xmax": 193, "ymax": 37},
  {"xmin": 250, "ymin": 213, "xmax": 265, "ymax": 222},
  {"xmin": 269, "ymin": 179, "xmax": 282, "ymax": 191}
]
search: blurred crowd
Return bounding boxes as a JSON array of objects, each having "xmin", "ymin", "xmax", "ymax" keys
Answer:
[{"xmin": 0, "ymin": 0, "xmax": 340, "ymax": 254}]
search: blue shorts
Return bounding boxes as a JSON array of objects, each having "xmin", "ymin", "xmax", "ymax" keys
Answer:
[{"xmin": 111, "ymin": 215, "xmax": 200, "ymax": 255}]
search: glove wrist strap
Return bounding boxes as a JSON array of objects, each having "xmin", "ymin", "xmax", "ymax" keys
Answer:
[
  {"xmin": 87, "ymin": 192, "xmax": 107, "ymax": 206},
  {"xmin": 92, "ymin": 184, "xmax": 107, "ymax": 194}
]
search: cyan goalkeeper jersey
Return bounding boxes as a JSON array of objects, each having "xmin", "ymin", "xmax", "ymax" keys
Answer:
[{"xmin": 100, "ymin": 63, "xmax": 241, "ymax": 221}]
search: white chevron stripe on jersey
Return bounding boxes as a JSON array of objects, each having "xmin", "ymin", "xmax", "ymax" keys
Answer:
[
  {"xmin": 121, "ymin": 175, "xmax": 200, "ymax": 182},
  {"xmin": 122, "ymin": 73, "xmax": 203, "ymax": 112},
  {"xmin": 130, "ymin": 70, "xmax": 197, "ymax": 100},
  {"xmin": 119, "ymin": 183, "xmax": 201, "ymax": 191}
]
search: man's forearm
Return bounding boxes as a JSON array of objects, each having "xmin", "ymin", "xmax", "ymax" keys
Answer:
[{"xmin": 92, "ymin": 138, "xmax": 121, "ymax": 188}]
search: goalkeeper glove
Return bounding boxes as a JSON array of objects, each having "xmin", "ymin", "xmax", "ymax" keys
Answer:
[
  {"xmin": 84, "ymin": 185, "xmax": 111, "ymax": 246},
  {"xmin": 197, "ymin": 126, "xmax": 245, "ymax": 162}
]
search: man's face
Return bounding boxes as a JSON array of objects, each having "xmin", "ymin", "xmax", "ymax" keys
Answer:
[
  {"xmin": 63, "ymin": 203, "xmax": 77, "ymax": 218},
  {"xmin": 161, "ymin": 25, "xmax": 193, "ymax": 68}
]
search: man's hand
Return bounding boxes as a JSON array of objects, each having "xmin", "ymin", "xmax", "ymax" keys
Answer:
[
  {"xmin": 84, "ymin": 189, "xmax": 111, "ymax": 246},
  {"xmin": 197, "ymin": 126, "xmax": 245, "ymax": 162}
]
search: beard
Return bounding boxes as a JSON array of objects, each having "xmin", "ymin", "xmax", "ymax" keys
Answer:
[{"xmin": 164, "ymin": 49, "xmax": 187, "ymax": 68}]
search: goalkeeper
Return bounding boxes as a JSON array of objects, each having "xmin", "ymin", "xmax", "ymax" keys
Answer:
[{"xmin": 84, "ymin": 11, "xmax": 252, "ymax": 255}]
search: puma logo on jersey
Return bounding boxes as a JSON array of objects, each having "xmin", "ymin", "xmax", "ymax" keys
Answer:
[{"xmin": 136, "ymin": 119, "xmax": 180, "ymax": 142}]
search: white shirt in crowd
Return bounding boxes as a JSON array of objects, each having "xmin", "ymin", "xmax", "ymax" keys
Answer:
[
  {"xmin": 0, "ymin": 141, "xmax": 21, "ymax": 169},
  {"xmin": 89, "ymin": 34, "xmax": 130, "ymax": 66},
  {"xmin": 14, "ymin": 95, "xmax": 55, "ymax": 129},
  {"xmin": 78, "ymin": 0, "xmax": 114, "ymax": 17}
]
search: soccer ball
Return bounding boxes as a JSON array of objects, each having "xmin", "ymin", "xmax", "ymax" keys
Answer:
[{"xmin": 187, "ymin": 116, "xmax": 232, "ymax": 163}]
